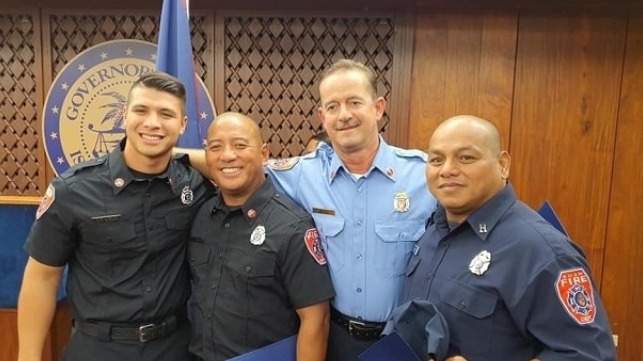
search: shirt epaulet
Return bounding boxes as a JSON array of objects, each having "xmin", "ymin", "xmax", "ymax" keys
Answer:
[
  {"xmin": 393, "ymin": 148, "xmax": 428, "ymax": 162},
  {"xmin": 272, "ymin": 192, "xmax": 310, "ymax": 220},
  {"xmin": 173, "ymin": 153, "xmax": 192, "ymax": 167},
  {"xmin": 59, "ymin": 157, "xmax": 106, "ymax": 180}
]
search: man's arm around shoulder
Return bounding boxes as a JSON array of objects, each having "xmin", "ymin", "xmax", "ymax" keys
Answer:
[{"xmin": 174, "ymin": 147, "xmax": 209, "ymax": 178}]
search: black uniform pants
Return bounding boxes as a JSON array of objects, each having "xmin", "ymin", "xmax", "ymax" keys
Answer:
[
  {"xmin": 61, "ymin": 321, "xmax": 192, "ymax": 361},
  {"xmin": 325, "ymin": 321, "xmax": 378, "ymax": 361}
]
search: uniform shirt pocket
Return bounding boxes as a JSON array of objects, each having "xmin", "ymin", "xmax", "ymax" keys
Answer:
[
  {"xmin": 187, "ymin": 241, "xmax": 211, "ymax": 302},
  {"xmin": 82, "ymin": 221, "xmax": 137, "ymax": 252},
  {"xmin": 312, "ymin": 215, "xmax": 346, "ymax": 270},
  {"xmin": 227, "ymin": 252, "xmax": 281, "ymax": 318},
  {"xmin": 375, "ymin": 220, "xmax": 425, "ymax": 277},
  {"xmin": 439, "ymin": 279, "xmax": 497, "ymax": 356},
  {"xmin": 161, "ymin": 210, "xmax": 194, "ymax": 247},
  {"xmin": 80, "ymin": 221, "xmax": 138, "ymax": 276}
]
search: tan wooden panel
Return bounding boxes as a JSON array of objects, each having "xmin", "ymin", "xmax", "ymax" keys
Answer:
[
  {"xmin": 511, "ymin": 13, "xmax": 627, "ymax": 284},
  {"xmin": 409, "ymin": 12, "xmax": 517, "ymax": 150},
  {"xmin": 0, "ymin": 302, "xmax": 69, "ymax": 361},
  {"xmin": 601, "ymin": 16, "xmax": 643, "ymax": 361}
]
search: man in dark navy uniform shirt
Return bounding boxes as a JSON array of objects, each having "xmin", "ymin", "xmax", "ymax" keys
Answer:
[
  {"xmin": 18, "ymin": 72, "xmax": 215, "ymax": 361},
  {"xmin": 189, "ymin": 112, "xmax": 334, "ymax": 361},
  {"xmin": 404, "ymin": 115, "xmax": 617, "ymax": 361}
]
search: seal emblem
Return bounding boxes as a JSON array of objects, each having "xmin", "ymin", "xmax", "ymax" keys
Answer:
[{"xmin": 43, "ymin": 39, "xmax": 216, "ymax": 175}]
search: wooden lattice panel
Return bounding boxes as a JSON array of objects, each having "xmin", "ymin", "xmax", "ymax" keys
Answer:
[
  {"xmin": 0, "ymin": 13, "xmax": 42, "ymax": 196},
  {"xmin": 47, "ymin": 12, "xmax": 211, "ymax": 84},
  {"xmin": 222, "ymin": 15, "xmax": 396, "ymax": 157}
]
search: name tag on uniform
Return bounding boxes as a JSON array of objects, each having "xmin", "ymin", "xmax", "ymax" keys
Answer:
[
  {"xmin": 90, "ymin": 214, "xmax": 122, "ymax": 223},
  {"xmin": 312, "ymin": 207, "xmax": 335, "ymax": 216}
]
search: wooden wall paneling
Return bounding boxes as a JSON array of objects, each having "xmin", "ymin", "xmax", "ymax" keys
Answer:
[
  {"xmin": 385, "ymin": 11, "xmax": 414, "ymax": 147},
  {"xmin": 214, "ymin": 11, "xmax": 226, "ymax": 116},
  {"xmin": 40, "ymin": 8, "xmax": 55, "ymax": 187},
  {"xmin": 408, "ymin": 12, "xmax": 517, "ymax": 151},
  {"xmin": 0, "ymin": 9, "xmax": 46, "ymax": 199},
  {"xmin": 511, "ymin": 13, "xmax": 627, "ymax": 283},
  {"xmin": 0, "ymin": 302, "xmax": 70, "ymax": 361},
  {"xmin": 601, "ymin": 15, "xmax": 643, "ymax": 361},
  {"xmin": 218, "ymin": 11, "xmax": 399, "ymax": 157},
  {"xmin": 193, "ymin": 10, "xmax": 217, "ymax": 103},
  {"xmin": 0, "ymin": 308, "xmax": 19, "ymax": 361}
]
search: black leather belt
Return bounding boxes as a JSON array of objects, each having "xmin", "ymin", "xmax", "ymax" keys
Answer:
[
  {"xmin": 330, "ymin": 307, "xmax": 385, "ymax": 341},
  {"xmin": 74, "ymin": 313, "xmax": 182, "ymax": 343}
]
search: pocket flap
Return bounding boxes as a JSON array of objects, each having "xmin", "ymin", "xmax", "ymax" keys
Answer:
[
  {"xmin": 188, "ymin": 241, "xmax": 210, "ymax": 266},
  {"xmin": 440, "ymin": 279, "xmax": 497, "ymax": 319},
  {"xmin": 230, "ymin": 255, "xmax": 276, "ymax": 277},
  {"xmin": 165, "ymin": 211, "xmax": 194, "ymax": 230},
  {"xmin": 375, "ymin": 220, "xmax": 425, "ymax": 242},
  {"xmin": 312, "ymin": 215, "xmax": 345, "ymax": 237}
]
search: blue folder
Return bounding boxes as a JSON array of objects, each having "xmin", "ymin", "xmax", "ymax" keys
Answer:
[
  {"xmin": 537, "ymin": 200, "xmax": 568, "ymax": 236},
  {"xmin": 226, "ymin": 335, "xmax": 297, "ymax": 361},
  {"xmin": 359, "ymin": 332, "xmax": 421, "ymax": 361},
  {"xmin": 537, "ymin": 200, "xmax": 587, "ymax": 258}
]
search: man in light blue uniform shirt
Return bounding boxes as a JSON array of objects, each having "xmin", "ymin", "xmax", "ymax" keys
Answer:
[{"xmin": 266, "ymin": 59, "xmax": 437, "ymax": 361}]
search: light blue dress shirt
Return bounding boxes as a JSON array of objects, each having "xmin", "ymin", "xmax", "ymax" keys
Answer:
[{"xmin": 266, "ymin": 137, "xmax": 436, "ymax": 322}]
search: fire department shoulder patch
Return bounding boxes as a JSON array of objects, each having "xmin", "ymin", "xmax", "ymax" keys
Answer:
[
  {"xmin": 266, "ymin": 157, "xmax": 299, "ymax": 171},
  {"xmin": 304, "ymin": 228, "xmax": 326, "ymax": 265},
  {"xmin": 555, "ymin": 268, "xmax": 596, "ymax": 325},
  {"xmin": 36, "ymin": 184, "xmax": 56, "ymax": 220}
]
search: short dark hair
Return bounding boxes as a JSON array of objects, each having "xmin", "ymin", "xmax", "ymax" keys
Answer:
[
  {"xmin": 127, "ymin": 71, "xmax": 186, "ymax": 112},
  {"xmin": 319, "ymin": 59, "xmax": 378, "ymax": 99}
]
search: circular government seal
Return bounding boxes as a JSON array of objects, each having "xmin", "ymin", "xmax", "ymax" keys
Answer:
[{"xmin": 43, "ymin": 39, "xmax": 215, "ymax": 175}]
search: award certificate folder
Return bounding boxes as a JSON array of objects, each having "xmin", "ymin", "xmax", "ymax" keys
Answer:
[
  {"xmin": 226, "ymin": 335, "xmax": 297, "ymax": 361},
  {"xmin": 359, "ymin": 332, "xmax": 421, "ymax": 361}
]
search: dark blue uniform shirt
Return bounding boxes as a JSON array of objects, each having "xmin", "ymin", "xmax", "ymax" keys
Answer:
[
  {"xmin": 404, "ymin": 184, "xmax": 617, "ymax": 361},
  {"xmin": 188, "ymin": 177, "xmax": 335, "ymax": 361},
  {"xmin": 25, "ymin": 140, "xmax": 214, "ymax": 324}
]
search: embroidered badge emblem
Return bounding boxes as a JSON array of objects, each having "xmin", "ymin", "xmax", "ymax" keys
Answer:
[
  {"xmin": 304, "ymin": 228, "xmax": 327, "ymax": 265},
  {"xmin": 250, "ymin": 225, "xmax": 266, "ymax": 246},
  {"xmin": 36, "ymin": 184, "xmax": 56, "ymax": 220},
  {"xmin": 394, "ymin": 192, "xmax": 410, "ymax": 213},
  {"xmin": 469, "ymin": 250, "xmax": 491, "ymax": 276},
  {"xmin": 555, "ymin": 268, "xmax": 596, "ymax": 324},
  {"xmin": 266, "ymin": 157, "xmax": 299, "ymax": 170},
  {"xmin": 181, "ymin": 185, "xmax": 194, "ymax": 205}
]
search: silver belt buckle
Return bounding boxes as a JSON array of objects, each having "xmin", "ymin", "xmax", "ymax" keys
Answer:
[
  {"xmin": 138, "ymin": 323, "xmax": 156, "ymax": 343},
  {"xmin": 348, "ymin": 319, "xmax": 366, "ymax": 335}
]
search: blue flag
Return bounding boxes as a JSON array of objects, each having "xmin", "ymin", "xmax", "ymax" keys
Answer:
[{"xmin": 156, "ymin": 0, "xmax": 210, "ymax": 148}]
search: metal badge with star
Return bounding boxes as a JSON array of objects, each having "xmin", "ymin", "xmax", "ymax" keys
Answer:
[
  {"xmin": 469, "ymin": 250, "xmax": 491, "ymax": 276},
  {"xmin": 250, "ymin": 225, "xmax": 266, "ymax": 246}
]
